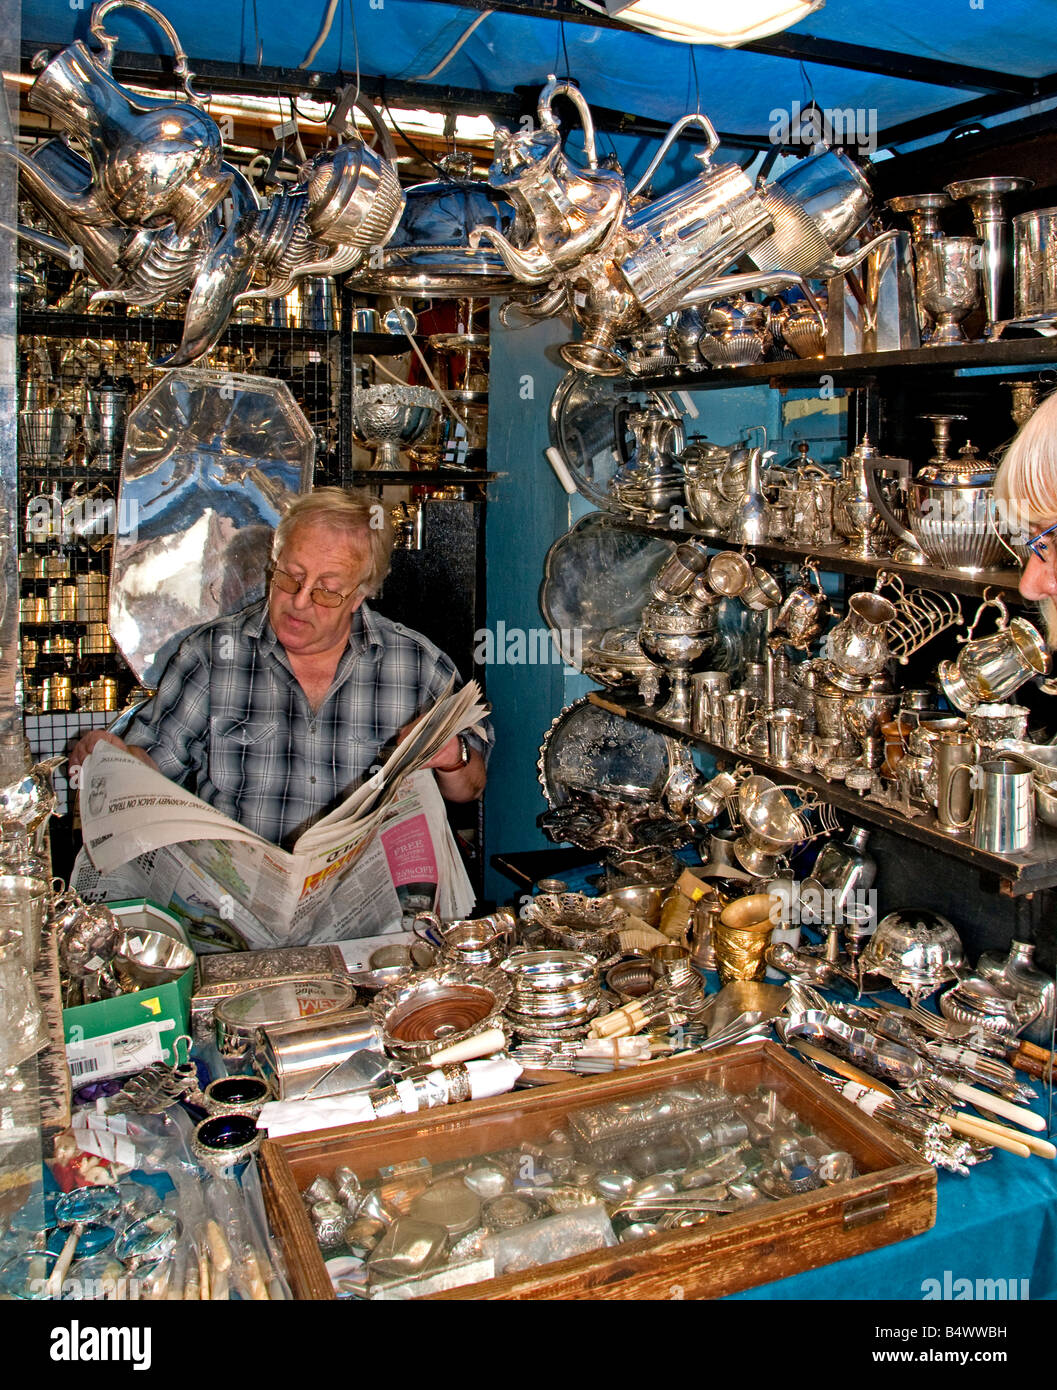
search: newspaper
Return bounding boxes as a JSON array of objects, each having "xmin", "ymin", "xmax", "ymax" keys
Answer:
[{"xmin": 77, "ymin": 679, "xmax": 489, "ymax": 949}]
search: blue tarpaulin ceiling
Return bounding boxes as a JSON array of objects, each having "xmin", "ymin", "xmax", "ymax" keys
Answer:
[{"xmin": 16, "ymin": 0, "xmax": 1057, "ymax": 149}]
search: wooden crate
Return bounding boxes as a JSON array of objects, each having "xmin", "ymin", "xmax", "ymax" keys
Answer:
[{"xmin": 258, "ymin": 1041, "xmax": 936, "ymax": 1301}]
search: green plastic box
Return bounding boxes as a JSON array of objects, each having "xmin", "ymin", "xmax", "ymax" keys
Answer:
[{"xmin": 63, "ymin": 900, "xmax": 194, "ymax": 1084}]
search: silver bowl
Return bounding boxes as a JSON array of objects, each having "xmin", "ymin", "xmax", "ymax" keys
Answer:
[
  {"xmin": 350, "ymin": 384, "xmax": 443, "ymax": 470},
  {"xmin": 859, "ymin": 910, "xmax": 966, "ymax": 1003},
  {"xmin": 113, "ymin": 925, "xmax": 194, "ymax": 989}
]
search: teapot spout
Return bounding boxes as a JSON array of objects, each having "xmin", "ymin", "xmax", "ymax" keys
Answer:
[
  {"xmin": 468, "ymin": 224, "xmax": 555, "ymax": 285},
  {"xmin": 823, "ymin": 230, "xmax": 899, "ymax": 276}
]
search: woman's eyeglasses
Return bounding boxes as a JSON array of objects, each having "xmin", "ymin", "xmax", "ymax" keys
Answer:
[
  {"xmin": 1027, "ymin": 520, "xmax": 1057, "ymax": 561},
  {"xmin": 270, "ymin": 567, "xmax": 354, "ymax": 608}
]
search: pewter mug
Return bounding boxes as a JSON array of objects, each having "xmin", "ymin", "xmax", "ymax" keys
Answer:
[
  {"xmin": 943, "ymin": 756, "xmax": 1036, "ymax": 855},
  {"xmin": 690, "ymin": 670, "xmax": 729, "ymax": 737},
  {"xmin": 934, "ymin": 731, "xmax": 980, "ymax": 835}
]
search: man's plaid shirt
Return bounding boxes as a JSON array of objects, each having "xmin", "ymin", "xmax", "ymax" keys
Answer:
[{"xmin": 124, "ymin": 600, "xmax": 491, "ymax": 849}]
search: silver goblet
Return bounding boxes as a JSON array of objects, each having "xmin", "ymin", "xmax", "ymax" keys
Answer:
[
  {"xmin": 916, "ymin": 237, "xmax": 983, "ymax": 345},
  {"xmin": 351, "ymin": 384, "xmax": 443, "ymax": 471}
]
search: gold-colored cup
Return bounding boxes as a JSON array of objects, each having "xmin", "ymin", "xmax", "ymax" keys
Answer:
[{"xmin": 714, "ymin": 893, "xmax": 779, "ymax": 983}]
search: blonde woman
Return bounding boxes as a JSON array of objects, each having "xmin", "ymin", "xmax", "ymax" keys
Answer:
[{"xmin": 995, "ymin": 390, "xmax": 1057, "ymax": 649}]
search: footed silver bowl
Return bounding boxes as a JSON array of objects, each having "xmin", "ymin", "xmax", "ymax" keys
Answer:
[{"xmin": 351, "ymin": 384, "xmax": 443, "ymax": 470}]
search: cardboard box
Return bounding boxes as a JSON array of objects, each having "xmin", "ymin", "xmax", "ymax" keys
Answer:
[
  {"xmin": 63, "ymin": 900, "xmax": 194, "ymax": 1084},
  {"xmin": 259, "ymin": 1041, "xmax": 937, "ymax": 1301}
]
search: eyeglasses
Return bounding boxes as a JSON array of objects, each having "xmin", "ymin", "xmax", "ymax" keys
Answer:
[
  {"xmin": 1027, "ymin": 520, "xmax": 1057, "ymax": 561},
  {"xmin": 270, "ymin": 566, "xmax": 355, "ymax": 608}
]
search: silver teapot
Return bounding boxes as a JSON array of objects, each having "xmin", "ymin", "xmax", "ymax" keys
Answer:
[
  {"xmin": 469, "ymin": 76, "xmax": 628, "ymax": 285},
  {"xmin": 865, "ymin": 424, "xmax": 1011, "ymax": 574}
]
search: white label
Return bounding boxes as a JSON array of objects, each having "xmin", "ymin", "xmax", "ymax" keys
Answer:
[
  {"xmin": 271, "ymin": 118, "xmax": 298, "ymax": 140},
  {"xmin": 573, "ymin": 291, "xmax": 587, "ymax": 308},
  {"xmin": 84, "ymin": 1109, "xmax": 129, "ymax": 1136},
  {"xmin": 394, "ymin": 1078, "xmax": 420, "ymax": 1113},
  {"xmin": 72, "ymin": 1126, "xmax": 137, "ymax": 1169},
  {"xmin": 66, "ymin": 1023, "xmax": 165, "ymax": 1082}
]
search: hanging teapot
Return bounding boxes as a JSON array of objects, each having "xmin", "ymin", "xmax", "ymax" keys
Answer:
[
  {"xmin": 26, "ymin": 0, "xmax": 231, "ymax": 235},
  {"xmin": 469, "ymin": 76, "xmax": 628, "ymax": 284}
]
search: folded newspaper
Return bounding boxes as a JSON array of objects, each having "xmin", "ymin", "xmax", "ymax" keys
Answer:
[{"xmin": 77, "ymin": 679, "xmax": 489, "ymax": 949}]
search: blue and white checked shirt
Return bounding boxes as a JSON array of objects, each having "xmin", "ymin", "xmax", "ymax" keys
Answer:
[{"xmin": 123, "ymin": 600, "xmax": 491, "ymax": 850}]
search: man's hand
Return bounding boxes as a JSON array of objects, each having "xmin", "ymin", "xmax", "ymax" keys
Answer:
[
  {"xmin": 393, "ymin": 722, "xmax": 486, "ymax": 803},
  {"xmin": 69, "ymin": 731, "xmax": 158, "ymax": 773}
]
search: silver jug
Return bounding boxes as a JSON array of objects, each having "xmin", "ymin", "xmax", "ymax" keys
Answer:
[
  {"xmin": 827, "ymin": 591, "xmax": 898, "ymax": 680},
  {"xmin": 728, "ymin": 447, "xmax": 769, "ymax": 546},
  {"xmin": 834, "ymin": 436, "xmax": 907, "ymax": 558},
  {"xmin": 938, "ymin": 594, "xmax": 1050, "ymax": 713}
]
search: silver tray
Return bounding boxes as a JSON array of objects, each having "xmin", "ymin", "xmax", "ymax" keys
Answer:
[
  {"xmin": 548, "ymin": 370, "xmax": 686, "ymax": 513},
  {"xmin": 537, "ymin": 696, "xmax": 677, "ymax": 809},
  {"xmin": 539, "ymin": 512, "xmax": 675, "ymax": 672}
]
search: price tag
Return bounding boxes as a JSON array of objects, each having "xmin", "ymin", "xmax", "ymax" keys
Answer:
[{"xmin": 66, "ymin": 1023, "xmax": 166, "ymax": 1082}]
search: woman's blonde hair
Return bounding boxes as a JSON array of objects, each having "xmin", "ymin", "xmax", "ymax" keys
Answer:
[
  {"xmin": 272, "ymin": 488, "xmax": 395, "ymax": 597},
  {"xmin": 994, "ymin": 389, "xmax": 1057, "ymax": 530}
]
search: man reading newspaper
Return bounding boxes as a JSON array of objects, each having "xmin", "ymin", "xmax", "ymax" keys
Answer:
[{"xmin": 70, "ymin": 489, "xmax": 492, "ymax": 945}]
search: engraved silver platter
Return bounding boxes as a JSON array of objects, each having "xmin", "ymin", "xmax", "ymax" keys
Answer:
[
  {"xmin": 539, "ymin": 512, "xmax": 675, "ymax": 671},
  {"xmin": 537, "ymin": 696, "xmax": 677, "ymax": 809},
  {"xmin": 548, "ymin": 370, "xmax": 686, "ymax": 512}
]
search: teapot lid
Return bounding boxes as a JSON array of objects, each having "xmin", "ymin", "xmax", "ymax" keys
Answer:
[{"xmin": 917, "ymin": 440, "xmax": 996, "ymax": 487}]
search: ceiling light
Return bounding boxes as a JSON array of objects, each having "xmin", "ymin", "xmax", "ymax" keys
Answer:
[{"xmin": 582, "ymin": 0, "xmax": 824, "ymax": 47}]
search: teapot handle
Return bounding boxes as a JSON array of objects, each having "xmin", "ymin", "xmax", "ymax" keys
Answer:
[
  {"xmin": 91, "ymin": 0, "xmax": 207, "ymax": 107},
  {"xmin": 628, "ymin": 112, "xmax": 720, "ymax": 200},
  {"xmin": 538, "ymin": 75, "xmax": 599, "ymax": 169},
  {"xmin": 863, "ymin": 455, "xmax": 916, "ymax": 550}
]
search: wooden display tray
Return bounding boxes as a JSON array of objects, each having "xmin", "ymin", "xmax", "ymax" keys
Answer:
[{"xmin": 258, "ymin": 1041, "xmax": 936, "ymax": 1301}]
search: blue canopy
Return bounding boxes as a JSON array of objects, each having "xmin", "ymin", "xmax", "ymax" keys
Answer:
[{"xmin": 18, "ymin": 0, "xmax": 1057, "ymax": 150}]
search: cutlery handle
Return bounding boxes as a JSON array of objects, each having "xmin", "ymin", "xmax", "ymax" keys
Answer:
[
  {"xmin": 943, "ymin": 1113, "xmax": 1030, "ymax": 1157},
  {"xmin": 951, "ymin": 1111, "xmax": 1056, "ymax": 1160},
  {"xmin": 948, "ymin": 1081, "xmax": 1046, "ymax": 1132}
]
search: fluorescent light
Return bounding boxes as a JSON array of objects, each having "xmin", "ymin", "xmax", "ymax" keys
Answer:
[{"xmin": 586, "ymin": 0, "xmax": 824, "ymax": 46}]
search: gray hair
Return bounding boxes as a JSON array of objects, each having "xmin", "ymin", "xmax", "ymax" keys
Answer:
[
  {"xmin": 995, "ymin": 389, "xmax": 1057, "ymax": 529},
  {"xmin": 272, "ymin": 488, "xmax": 395, "ymax": 597}
]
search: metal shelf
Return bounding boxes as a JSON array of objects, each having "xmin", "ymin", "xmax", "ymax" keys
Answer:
[
  {"xmin": 605, "ymin": 516, "xmax": 1025, "ymax": 603},
  {"xmin": 587, "ymin": 688, "xmax": 1057, "ymax": 898},
  {"xmin": 624, "ymin": 336, "xmax": 1057, "ymax": 392},
  {"xmin": 19, "ymin": 311, "xmax": 413, "ymax": 357}
]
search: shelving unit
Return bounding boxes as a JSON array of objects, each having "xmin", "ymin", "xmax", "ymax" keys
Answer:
[
  {"xmin": 607, "ymin": 516, "xmax": 1025, "ymax": 602},
  {"xmin": 619, "ymin": 335, "xmax": 1057, "ymax": 393},
  {"xmin": 587, "ymin": 689, "xmax": 1057, "ymax": 898}
]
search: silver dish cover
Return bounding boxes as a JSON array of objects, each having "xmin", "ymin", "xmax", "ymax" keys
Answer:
[{"xmin": 109, "ymin": 369, "xmax": 315, "ymax": 688}]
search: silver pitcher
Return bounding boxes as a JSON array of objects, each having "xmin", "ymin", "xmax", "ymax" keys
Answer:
[
  {"xmin": 25, "ymin": 0, "xmax": 231, "ymax": 234},
  {"xmin": 827, "ymin": 591, "xmax": 898, "ymax": 680},
  {"xmin": 834, "ymin": 436, "xmax": 907, "ymax": 558}
]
